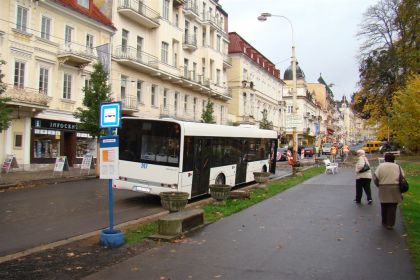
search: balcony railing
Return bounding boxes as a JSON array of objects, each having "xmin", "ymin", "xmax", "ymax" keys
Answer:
[
  {"xmin": 183, "ymin": 35, "xmax": 197, "ymax": 48},
  {"xmin": 117, "ymin": 0, "xmax": 160, "ymax": 28},
  {"xmin": 202, "ymin": 12, "xmax": 223, "ymax": 30},
  {"xmin": 184, "ymin": 0, "xmax": 199, "ymax": 18},
  {"xmin": 119, "ymin": 95, "xmax": 138, "ymax": 111},
  {"xmin": 57, "ymin": 43, "xmax": 96, "ymax": 66},
  {"xmin": 3, "ymin": 86, "xmax": 50, "ymax": 108},
  {"xmin": 113, "ymin": 46, "xmax": 159, "ymax": 67}
]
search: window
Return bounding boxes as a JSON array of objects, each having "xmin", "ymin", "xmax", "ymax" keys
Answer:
[
  {"xmin": 41, "ymin": 16, "xmax": 51, "ymax": 40},
  {"xmin": 121, "ymin": 75, "xmax": 128, "ymax": 99},
  {"xmin": 184, "ymin": 58, "xmax": 189, "ymax": 78},
  {"xmin": 174, "ymin": 92, "xmax": 179, "ymax": 112},
  {"xmin": 216, "ymin": 69, "xmax": 220, "ymax": 85},
  {"xmin": 175, "ymin": 14, "xmax": 179, "ymax": 27},
  {"xmin": 161, "ymin": 42, "xmax": 169, "ymax": 64},
  {"xmin": 151, "ymin": 84, "xmax": 157, "ymax": 106},
  {"xmin": 217, "ymin": 35, "xmax": 221, "ymax": 51},
  {"xmin": 202, "ymin": 31, "xmax": 206, "ymax": 46},
  {"xmin": 77, "ymin": 0, "xmax": 89, "ymax": 9},
  {"xmin": 162, "ymin": 0, "xmax": 169, "ymax": 20},
  {"xmin": 14, "ymin": 61, "xmax": 25, "ymax": 88},
  {"xmin": 14, "ymin": 133, "xmax": 23, "ymax": 149},
  {"xmin": 288, "ymin": 105, "xmax": 293, "ymax": 114},
  {"xmin": 86, "ymin": 34, "xmax": 94, "ymax": 54},
  {"xmin": 84, "ymin": 77, "xmax": 92, "ymax": 90},
  {"xmin": 65, "ymin": 25, "xmax": 74, "ymax": 48},
  {"xmin": 192, "ymin": 62, "xmax": 197, "ymax": 81},
  {"xmin": 122, "ymin": 29, "xmax": 129, "ymax": 52},
  {"xmin": 173, "ymin": 53, "xmax": 178, "ymax": 68},
  {"xmin": 39, "ymin": 67, "xmax": 49, "ymax": 94},
  {"xmin": 184, "ymin": 95, "xmax": 189, "ymax": 112},
  {"xmin": 137, "ymin": 36, "xmax": 143, "ymax": 60},
  {"xmin": 163, "ymin": 88, "xmax": 168, "ymax": 108},
  {"xmin": 243, "ymin": 68, "xmax": 248, "ymax": 80},
  {"xmin": 193, "ymin": 97, "xmax": 197, "ymax": 116},
  {"xmin": 243, "ymin": 92, "xmax": 247, "ymax": 115},
  {"xmin": 220, "ymin": 105, "xmax": 224, "ymax": 123},
  {"xmin": 63, "ymin": 73, "xmax": 72, "ymax": 99},
  {"xmin": 137, "ymin": 80, "xmax": 143, "ymax": 104},
  {"xmin": 16, "ymin": 6, "xmax": 28, "ymax": 32}
]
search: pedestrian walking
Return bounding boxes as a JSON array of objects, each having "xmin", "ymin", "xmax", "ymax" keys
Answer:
[
  {"xmin": 343, "ymin": 144, "xmax": 350, "ymax": 162},
  {"xmin": 373, "ymin": 153, "xmax": 404, "ymax": 229},
  {"xmin": 330, "ymin": 145, "xmax": 337, "ymax": 162},
  {"xmin": 354, "ymin": 149, "xmax": 373, "ymax": 204}
]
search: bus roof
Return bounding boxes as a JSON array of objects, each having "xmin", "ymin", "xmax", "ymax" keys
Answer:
[{"xmin": 122, "ymin": 117, "xmax": 277, "ymax": 139}]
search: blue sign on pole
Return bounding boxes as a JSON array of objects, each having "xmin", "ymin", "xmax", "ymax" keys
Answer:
[{"xmin": 100, "ymin": 102, "xmax": 121, "ymax": 128}]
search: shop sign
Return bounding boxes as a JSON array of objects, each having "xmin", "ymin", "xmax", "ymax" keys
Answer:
[
  {"xmin": 1, "ymin": 154, "xmax": 18, "ymax": 174},
  {"xmin": 53, "ymin": 156, "xmax": 69, "ymax": 175},
  {"xmin": 32, "ymin": 118, "xmax": 78, "ymax": 131}
]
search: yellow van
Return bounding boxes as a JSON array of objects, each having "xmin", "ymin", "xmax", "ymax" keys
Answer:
[{"xmin": 362, "ymin": 141, "xmax": 382, "ymax": 153}]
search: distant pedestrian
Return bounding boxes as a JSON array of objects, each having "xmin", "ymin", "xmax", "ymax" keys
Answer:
[
  {"xmin": 343, "ymin": 144, "xmax": 350, "ymax": 162},
  {"xmin": 354, "ymin": 149, "xmax": 373, "ymax": 204},
  {"xmin": 330, "ymin": 145, "xmax": 337, "ymax": 162},
  {"xmin": 373, "ymin": 153, "xmax": 404, "ymax": 229}
]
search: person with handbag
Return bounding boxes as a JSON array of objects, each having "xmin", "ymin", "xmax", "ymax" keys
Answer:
[
  {"xmin": 354, "ymin": 149, "xmax": 373, "ymax": 204},
  {"xmin": 373, "ymin": 153, "xmax": 405, "ymax": 229}
]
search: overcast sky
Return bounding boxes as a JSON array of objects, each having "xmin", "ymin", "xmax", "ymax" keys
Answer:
[{"xmin": 220, "ymin": 0, "xmax": 378, "ymax": 100}]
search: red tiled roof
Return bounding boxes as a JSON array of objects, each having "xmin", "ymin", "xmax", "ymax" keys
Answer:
[
  {"xmin": 54, "ymin": 0, "xmax": 114, "ymax": 29},
  {"xmin": 228, "ymin": 32, "xmax": 281, "ymax": 79}
]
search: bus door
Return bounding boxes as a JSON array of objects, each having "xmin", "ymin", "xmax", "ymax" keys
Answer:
[
  {"xmin": 191, "ymin": 138, "xmax": 211, "ymax": 197},
  {"xmin": 235, "ymin": 139, "xmax": 248, "ymax": 184},
  {"xmin": 270, "ymin": 139, "xmax": 278, "ymax": 173}
]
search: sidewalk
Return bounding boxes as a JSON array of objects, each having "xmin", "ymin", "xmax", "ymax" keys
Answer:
[
  {"xmin": 0, "ymin": 167, "xmax": 96, "ymax": 190},
  {"xmin": 84, "ymin": 169, "xmax": 416, "ymax": 280}
]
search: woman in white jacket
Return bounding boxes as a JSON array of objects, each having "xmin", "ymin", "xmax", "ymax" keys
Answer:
[{"xmin": 354, "ymin": 150, "xmax": 373, "ymax": 204}]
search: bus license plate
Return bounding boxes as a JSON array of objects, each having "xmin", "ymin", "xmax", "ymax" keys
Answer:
[{"xmin": 134, "ymin": 186, "xmax": 151, "ymax": 193}]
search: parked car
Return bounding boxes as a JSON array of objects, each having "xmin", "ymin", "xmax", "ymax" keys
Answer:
[
  {"xmin": 322, "ymin": 143, "xmax": 333, "ymax": 155},
  {"xmin": 277, "ymin": 148, "xmax": 287, "ymax": 161},
  {"xmin": 304, "ymin": 146, "xmax": 316, "ymax": 157}
]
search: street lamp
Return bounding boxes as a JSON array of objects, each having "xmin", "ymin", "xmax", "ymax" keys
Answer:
[{"xmin": 258, "ymin": 12, "xmax": 298, "ymax": 163}]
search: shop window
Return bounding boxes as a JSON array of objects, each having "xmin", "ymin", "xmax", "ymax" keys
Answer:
[
  {"xmin": 33, "ymin": 129, "xmax": 61, "ymax": 158},
  {"xmin": 76, "ymin": 132, "xmax": 96, "ymax": 158},
  {"xmin": 14, "ymin": 133, "xmax": 23, "ymax": 148}
]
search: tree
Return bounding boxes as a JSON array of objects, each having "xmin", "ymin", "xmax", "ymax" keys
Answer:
[
  {"xmin": 390, "ymin": 74, "xmax": 420, "ymax": 152},
  {"xmin": 73, "ymin": 63, "xmax": 112, "ymax": 138},
  {"xmin": 353, "ymin": 0, "xmax": 419, "ymax": 140},
  {"xmin": 0, "ymin": 60, "xmax": 11, "ymax": 132},
  {"xmin": 201, "ymin": 98, "xmax": 215, "ymax": 123},
  {"xmin": 259, "ymin": 109, "xmax": 273, "ymax": 130}
]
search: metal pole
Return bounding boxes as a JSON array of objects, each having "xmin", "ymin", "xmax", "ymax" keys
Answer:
[{"xmin": 107, "ymin": 127, "xmax": 114, "ymax": 232}]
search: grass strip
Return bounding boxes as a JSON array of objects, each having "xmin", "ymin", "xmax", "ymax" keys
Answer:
[
  {"xmin": 399, "ymin": 162, "xmax": 420, "ymax": 277},
  {"xmin": 125, "ymin": 166, "xmax": 324, "ymax": 244}
]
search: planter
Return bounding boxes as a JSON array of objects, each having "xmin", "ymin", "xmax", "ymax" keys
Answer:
[
  {"xmin": 253, "ymin": 172, "xmax": 270, "ymax": 187},
  {"xmin": 209, "ymin": 184, "xmax": 232, "ymax": 203},
  {"xmin": 160, "ymin": 191, "xmax": 189, "ymax": 212}
]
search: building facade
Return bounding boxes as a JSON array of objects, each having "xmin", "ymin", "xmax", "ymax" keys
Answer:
[
  {"xmin": 227, "ymin": 32, "xmax": 284, "ymax": 131},
  {"xmin": 0, "ymin": 0, "xmax": 114, "ymax": 169},
  {"xmin": 110, "ymin": 0, "xmax": 231, "ymax": 124}
]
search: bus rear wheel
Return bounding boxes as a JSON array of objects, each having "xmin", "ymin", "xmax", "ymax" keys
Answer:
[{"xmin": 215, "ymin": 174, "xmax": 226, "ymax": 185}]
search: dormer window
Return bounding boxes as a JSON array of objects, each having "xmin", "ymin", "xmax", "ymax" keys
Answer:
[{"xmin": 77, "ymin": 0, "xmax": 89, "ymax": 9}]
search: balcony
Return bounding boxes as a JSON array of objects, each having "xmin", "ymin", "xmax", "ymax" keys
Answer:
[
  {"xmin": 113, "ymin": 46, "xmax": 159, "ymax": 73},
  {"xmin": 117, "ymin": 0, "xmax": 160, "ymax": 29},
  {"xmin": 118, "ymin": 95, "xmax": 138, "ymax": 114},
  {"xmin": 182, "ymin": 35, "xmax": 197, "ymax": 51},
  {"xmin": 202, "ymin": 12, "xmax": 223, "ymax": 31},
  {"xmin": 184, "ymin": 0, "xmax": 199, "ymax": 19},
  {"xmin": 3, "ymin": 86, "xmax": 50, "ymax": 110},
  {"xmin": 223, "ymin": 55, "xmax": 232, "ymax": 69},
  {"xmin": 57, "ymin": 43, "xmax": 95, "ymax": 68}
]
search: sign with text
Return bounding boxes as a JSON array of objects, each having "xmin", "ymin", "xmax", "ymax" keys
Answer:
[
  {"xmin": 1, "ymin": 154, "xmax": 18, "ymax": 173},
  {"xmin": 80, "ymin": 154, "xmax": 95, "ymax": 174},
  {"xmin": 99, "ymin": 136, "xmax": 119, "ymax": 179},
  {"xmin": 286, "ymin": 115, "xmax": 303, "ymax": 128},
  {"xmin": 53, "ymin": 156, "xmax": 69, "ymax": 174},
  {"xmin": 100, "ymin": 102, "xmax": 121, "ymax": 128}
]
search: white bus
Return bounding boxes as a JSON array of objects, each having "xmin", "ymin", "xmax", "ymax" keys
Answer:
[{"xmin": 114, "ymin": 117, "xmax": 278, "ymax": 198}]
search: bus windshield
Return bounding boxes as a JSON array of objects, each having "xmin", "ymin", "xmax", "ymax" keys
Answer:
[{"xmin": 119, "ymin": 119, "xmax": 181, "ymax": 167}]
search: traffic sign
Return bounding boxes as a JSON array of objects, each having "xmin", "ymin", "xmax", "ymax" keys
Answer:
[{"xmin": 100, "ymin": 102, "xmax": 121, "ymax": 128}]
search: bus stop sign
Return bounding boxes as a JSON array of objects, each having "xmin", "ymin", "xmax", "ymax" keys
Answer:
[{"xmin": 100, "ymin": 102, "xmax": 121, "ymax": 128}]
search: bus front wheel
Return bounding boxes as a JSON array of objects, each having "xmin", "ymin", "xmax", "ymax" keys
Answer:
[{"xmin": 215, "ymin": 174, "xmax": 226, "ymax": 185}]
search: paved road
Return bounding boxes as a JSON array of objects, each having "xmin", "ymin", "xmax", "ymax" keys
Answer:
[
  {"xmin": 0, "ymin": 179, "xmax": 162, "ymax": 256},
  {"xmin": 85, "ymin": 169, "xmax": 416, "ymax": 280},
  {"xmin": 0, "ymin": 167, "xmax": 291, "ymax": 257}
]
